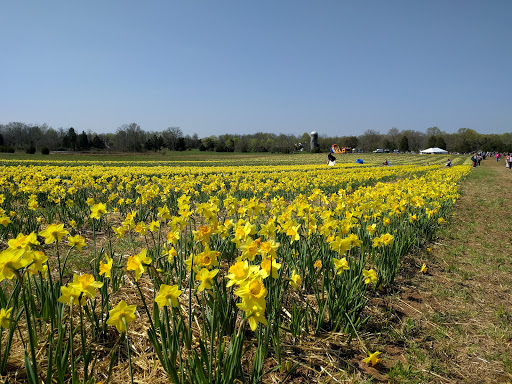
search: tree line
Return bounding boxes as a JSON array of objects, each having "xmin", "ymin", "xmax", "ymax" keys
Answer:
[{"xmin": 0, "ymin": 122, "xmax": 510, "ymax": 154}]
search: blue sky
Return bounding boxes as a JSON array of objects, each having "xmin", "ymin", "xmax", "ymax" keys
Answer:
[{"xmin": 1, "ymin": 1, "xmax": 511, "ymax": 137}]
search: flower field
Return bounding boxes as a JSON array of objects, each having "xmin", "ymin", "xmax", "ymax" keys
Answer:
[{"xmin": 0, "ymin": 155, "xmax": 471, "ymax": 383}]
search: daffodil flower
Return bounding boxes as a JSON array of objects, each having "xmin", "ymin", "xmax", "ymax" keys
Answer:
[{"xmin": 107, "ymin": 300, "xmax": 137, "ymax": 333}]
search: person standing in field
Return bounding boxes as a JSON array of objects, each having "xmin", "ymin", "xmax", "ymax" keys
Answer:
[
  {"xmin": 471, "ymin": 154, "xmax": 477, "ymax": 168},
  {"xmin": 496, "ymin": 153, "xmax": 500, "ymax": 162},
  {"xmin": 327, "ymin": 152, "xmax": 336, "ymax": 166}
]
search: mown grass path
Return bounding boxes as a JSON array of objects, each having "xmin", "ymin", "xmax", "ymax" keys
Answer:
[{"xmin": 363, "ymin": 158, "xmax": 512, "ymax": 383}]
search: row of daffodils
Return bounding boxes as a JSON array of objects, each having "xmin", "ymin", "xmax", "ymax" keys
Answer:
[{"xmin": 0, "ymin": 160, "xmax": 470, "ymax": 383}]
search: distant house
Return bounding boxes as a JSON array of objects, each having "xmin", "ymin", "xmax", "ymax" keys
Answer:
[{"xmin": 420, "ymin": 147, "xmax": 448, "ymax": 155}]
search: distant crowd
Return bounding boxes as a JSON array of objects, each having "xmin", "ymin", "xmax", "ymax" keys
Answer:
[{"xmin": 470, "ymin": 152, "xmax": 512, "ymax": 169}]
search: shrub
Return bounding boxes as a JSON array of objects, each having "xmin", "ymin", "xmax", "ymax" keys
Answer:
[
  {"xmin": 41, "ymin": 147, "xmax": 50, "ymax": 155},
  {"xmin": 0, "ymin": 146, "xmax": 15, "ymax": 153}
]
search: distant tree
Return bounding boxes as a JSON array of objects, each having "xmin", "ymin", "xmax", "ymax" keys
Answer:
[
  {"xmin": 399, "ymin": 135, "xmax": 409, "ymax": 152},
  {"xmin": 426, "ymin": 126, "xmax": 442, "ymax": 137},
  {"xmin": 78, "ymin": 131, "xmax": 90, "ymax": 150},
  {"xmin": 0, "ymin": 133, "xmax": 3, "ymax": 146},
  {"xmin": 91, "ymin": 134, "xmax": 105, "ymax": 149},
  {"xmin": 387, "ymin": 127, "xmax": 400, "ymax": 149},
  {"xmin": 344, "ymin": 136, "xmax": 359, "ymax": 149},
  {"xmin": 162, "ymin": 127, "xmax": 183, "ymax": 151},
  {"xmin": 426, "ymin": 135, "xmax": 438, "ymax": 148},
  {"xmin": 62, "ymin": 127, "xmax": 78, "ymax": 150},
  {"xmin": 201, "ymin": 137, "xmax": 216, "ymax": 151},
  {"xmin": 115, "ymin": 123, "xmax": 144, "ymax": 151},
  {"xmin": 436, "ymin": 136, "xmax": 447, "ymax": 150},
  {"xmin": 359, "ymin": 129, "xmax": 382, "ymax": 152},
  {"xmin": 26, "ymin": 141, "xmax": 36, "ymax": 154}
]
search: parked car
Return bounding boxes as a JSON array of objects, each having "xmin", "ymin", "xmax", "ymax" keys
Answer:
[{"xmin": 373, "ymin": 148, "xmax": 384, "ymax": 153}]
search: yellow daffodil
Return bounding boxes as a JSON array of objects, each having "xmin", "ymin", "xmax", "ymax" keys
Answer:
[
  {"xmin": 225, "ymin": 260, "xmax": 251, "ymax": 287},
  {"xmin": 68, "ymin": 234, "xmax": 86, "ymax": 251},
  {"xmin": 90, "ymin": 202, "xmax": 107, "ymax": 219},
  {"xmin": 57, "ymin": 285, "xmax": 86, "ymax": 306},
  {"xmin": 126, "ymin": 249, "xmax": 152, "ymax": 280},
  {"xmin": 155, "ymin": 284, "xmax": 182, "ymax": 308},
  {"xmin": 333, "ymin": 257, "xmax": 350, "ymax": 274},
  {"xmin": 107, "ymin": 300, "xmax": 137, "ymax": 333},
  {"xmin": 362, "ymin": 351, "xmax": 381, "ymax": 366},
  {"xmin": 196, "ymin": 268, "xmax": 219, "ymax": 292},
  {"xmin": 420, "ymin": 263, "xmax": 428, "ymax": 274},
  {"xmin": 289, "ymin": 270, "xmax": 301, "ymax": 290},
  {"xmin": 0, "ymin": 307, "xmax": 13, "ymax": 328},
  {"xmin": 235, "ymin": 277, "xmax": 267, "ymax": 312},
  {"xmin": 259, "ymin": 256, "xmax": 281, "ymax": 279},
  {"xmin": 363, "ymin": 269, "xmax": 378, "ymax": 285},
  {"xmin": 69, "ymin": 273, "xmax": 103, "ymax": 299},
  {"xmin": 0, "ymin": 248, "xmax": 28, "ymax": 281},
  {"xmin": 39, "ymin": 224, "xmax": 69, "ymax": 244},
  {"xmin": 99, "ymin": 256, "xmax": 113, "ymax": 278}
]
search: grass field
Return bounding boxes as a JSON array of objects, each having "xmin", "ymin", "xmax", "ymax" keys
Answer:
[{"xmin": 1, "ymin": 152, "xmax": 508, "ymax": 384}]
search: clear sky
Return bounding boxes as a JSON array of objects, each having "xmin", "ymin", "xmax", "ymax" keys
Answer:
[{"xmin": 1, "ymin": 1, "xmax": 511, "ymax": 137}]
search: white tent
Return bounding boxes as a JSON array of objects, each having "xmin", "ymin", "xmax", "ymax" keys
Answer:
[{"xmin": 420, "ymin": 147, "xmax": 448, "ymax": 154}]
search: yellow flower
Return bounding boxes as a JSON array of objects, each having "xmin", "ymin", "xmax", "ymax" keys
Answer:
[
  {"xmin": 409, "ymin": 214, "xmax": 417, "ymax": 223},
  {"xmin": 438, "ymin": 217, "xmax": 446, "ymax": 224},
  {"xmin": 289, "ymin": 270, "xmax": 301, "ymax": 290},
  {"xmin": 420, "ymin": 263, "xmax": 428, "ymax": 274},
  {"xmin": 68, "ymin": 235, "xmax": 86, "ymax": 251},
  {"xmin": 259, "ymin": 256, "xmax": 281, "ymax": 279},
  {"xmin": 0, "ymin": 307, "xmax": 13, "ymax": 328},
  {"xmin": 157, "ymin": 204, "xmax": 172, "ymax": 220},
  {"xmin": 126, "ymin": 249, "xmax": 152, "ymax": 280},
  {"xmin": 57, "ymin": 285, "xmax": 86, "ymax": 306},
  {"xmin": 149, "ymin": 221, "xmax": 160, "ymax": 232},
  {"xmin": 134, "ymin": 221, "xmax": 148, "ymax": 236},
  {"xmin": 99, "ymin": 256, "xmax": 113, "ymax": 278},
  {"xmin": 39, "ymin": 224, "xmax": 69, "ymax": 244},
  {"xmin": 155, "ymin": 284, "xmax": 182, "ymax": 308},
  {"xmin": 166, "ymin": 230, "xmax": 180, "ymax": 245},
  {"xmin": 112, "ymin": 225, "xmax": 126, "ymax": 238},
  {"xmin": 286, "ymin": 224, "xmax": 301, "ymax": 243},
  {"xmin": 239, "ymin": 237, "xmax": 261, "ymax": 261},
  {"xmin": 362, "ymin": 351, "xmax": 381, "ymax": 366},
  {"xmin": 196, "ymin": 268, "xmax": 219, "ymax": 292},
  {"xmin": 167, "ymin": 246, "xmax": 177, "ymax": 263},
  {"xmin": 196, "ymin": 245, "xmax": 219, "ymax": 270},
  {"xmin": 86, "ymin": 198, "xmax": 95, "ymax": 206},
  {"xmin": 235, "ymin": 278, "xmax": 267, "ymax": 312},
  {"xmin": 363, "ymin": 269, "xmax": 378, "ymax": 285},
  {"xmin": 25, "ymin": 251, "xmax": 48, "ymax": 274},
  {"xmin": 69, "ymin": 220, "xmax": 77, "ymax": 228},
  {"xmin": 225, "ymin": 260, "xmax": 250, "ymax": 287},
  {"xmin": 381, "ymin": 233, "xmax": 394, "ymax": 246},
  {"xmin": 107, "ymin": 300, "xmax": 137, "ymax": 333},
  {"xmin": 314, "ymin": 260, "xmax": 322, "ymax": 270},
  {"xmin": 69, "ymin": 273, "xmax": 103, "ymax": 299},
  {"xmin": 90, "ymin": 203, "xmax": 107, "ymax": 219},
  {"xmin": 243, "ymin": 306, "xmax": 268, "ymax": 331},
  {"xmin": 193, "ymin": 225, "xmax": 212, "ymax": 244},
  {"xmin": 0, "ymin": 216, "xmax": 12, "ymax": 227},
  {"xmin": 0, "ymin": 248, "xmax": 28, "ymax": 281},
  {"xmin": 333, "ymin": 257, "xmax": 350, "ymax": 274},
  {"xmin": 329, "ymin": 236, "xmax": 352, "ymax": 255},
  {"xmin": 366, "ymin": 224, "xmax": 377, "ymax": 234}
]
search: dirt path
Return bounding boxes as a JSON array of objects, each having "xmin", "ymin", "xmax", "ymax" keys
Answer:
[{"xmin": 364, "ymin": 158, "xmax": 512, "ymax": 383}]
